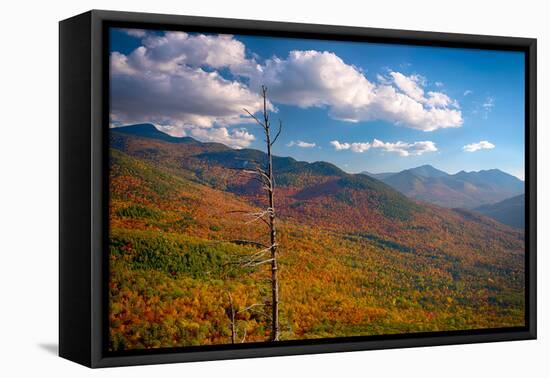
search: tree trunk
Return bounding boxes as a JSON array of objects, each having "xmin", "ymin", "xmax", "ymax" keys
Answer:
[
  {"xmin": 228, "ymin": 293, "xmax": 236, "ymax": 344},
  {"xmin": 241, "ymin": 86, "xmax": 281, "ymax": 342},
  {"xmin": 263, "ymin": 87, "xmax": 280, "ymax": 342}
]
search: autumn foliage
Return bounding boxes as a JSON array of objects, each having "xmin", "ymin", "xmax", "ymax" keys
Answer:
[{"xmin": 108, "ymin": 129, "xmax": 525, "ymax": 351}]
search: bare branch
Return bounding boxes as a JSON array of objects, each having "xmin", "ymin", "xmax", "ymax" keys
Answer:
[
  {"xmin": 235, "ymin": 247, "xmax": 270, "ymax": 264},
  {"xmin": 261, "ymin": 85, "xmax": 270, "ymax": 128},
  {"xmin": 247, "ymin": 306, "xmax": 270, "ymax": 318},
  {"xmin": 246, "ymin": 245, "xmax": 274, "ymax": 260},
  {"xmin": 238, "ymin": 303, "xmax": 266, "ymax": 314},
  {"xmin": 243, "ymin": 168, "xmax": 271, "ymax": 185},
  {"xmin": 236, "ymin": 250, "xmax": 270, "ymax": 267},
  {"xmin": 245, "ymin": 216, "xmax": 271, "ymax": 228},
  {"xmin": 227, "ymin": 208, "xmax": 272, "ymax": 228},
  {"xmin": 251, "ymin": 209, "xmax": 271, "ymax": 226},
  {"xmin": 227, "ymin": 210, "xmax": 251, "ymax": 214},
  {"xmin": 250, "ymin": 175, "xmax": 267, "ymax": 187},
  {"xmin": 229, "ymin": 239, "xmax": 269, "ymax": 249},
  {"xmin": 243, "ymin": 258, "xmax": 274, "ymax": 268},
  {"xmin": 255, "ymin": 167, "xmax": 271, "ymax": 180},
  {"xmin": 242, "ymin": 209, "xmax": 270, "ymax": 224},
  {"xmin": 243, "ymin": 108, "xmax": 266, "ymax": 130},
  {"xmin": 271, "ymin": 120, "xmax": 283, "ymax": 146}
]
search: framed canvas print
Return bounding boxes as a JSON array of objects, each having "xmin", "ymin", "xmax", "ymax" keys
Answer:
[{"xmin": 59, "ymin": 10, "xmax": 536, "ymax": 368}]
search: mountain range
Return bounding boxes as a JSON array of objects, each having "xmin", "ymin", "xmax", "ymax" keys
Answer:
[
  {"xmin": 363, "ymin": 165, "xmax": 524, "ymax": 210},
  {"xmin": 113, "ymin": 123, "xmax": 524, "ymax": 227},
  {"xmin": 108, "ymin": 123, "xmax": 525, "ymax": 349},
  {"xmin": 110, "ymin": 124, "xmax": 421, "ymax": 223}
]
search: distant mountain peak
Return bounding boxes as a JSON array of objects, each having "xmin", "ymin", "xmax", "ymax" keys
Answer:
[
  {"xmin": 113, "ymin": 123, "xmax": 165, "ymax": 136},
  {"xmin": 116, "ymin": 123, "xmax": 157, "ymax": 132},
  {"xmin": 111, "ymin": 123, "xmax": 200, "ymax": 145},
  {"xmin": 455, "ymin": 168, "xmax": 506, "ymax": 175},
  {"xmin": 405, "ymin": 164, "xmax": 448, "ymax": 178},
  {"xmin": 452, "ymin": 168, "xmax": 522, "ymax": 182},
  {"xmin": 375, "ymin": 164, "xmax": 523, "ymax": 209}
]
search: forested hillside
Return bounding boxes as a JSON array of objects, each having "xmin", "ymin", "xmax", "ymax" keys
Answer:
[{"xmin": 108, "ymin": 125, "xmax": 525, "ymax": 351}]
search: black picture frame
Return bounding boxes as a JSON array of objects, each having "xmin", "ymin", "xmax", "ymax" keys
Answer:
[{"xmin": 59, "ymin": 9, "xmax": 537, "ymax": 368}]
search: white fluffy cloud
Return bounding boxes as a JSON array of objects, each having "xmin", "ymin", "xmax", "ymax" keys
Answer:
[
  {"xmin": 371, "ymin": 139, "xmax": 438, "ymax": 156},
  {"xmin": 287, "ymin": 140, "xmax": 316, "ymax": 148},
  {"xmin": 349, "ymin": 142, "xmax": 371, "ymax": 153},
  {"xmin": 390, "ymin": 72, "xmax": 425, "ymax": 102},
  {"xmin": 246, "ymin": 51, "xmax": 376, "ymax": 111},
  {"xmin": 240, "ymin": 51, "xmax": 463, "ymax": 131},
  {"xmin": 110, "ymin": 59, "xmax": 264, "ymax": 130},
  {"xmin": 111, "ymin": 29, "xmax": 464, "ymax": 150},
  {"xmin": 189, "ymin": 127, "xmax": 255, "ymax": 149},
  {"xmin": 153, "ymin": 124, "xmax": 255, "ymax": 149},
  {"xmin": 463, "ymin": 141, "xmax": 495, "ymax": 152},
  {"xmin": 110, "ymin": 31, "xmax": 268, "ymax": 148},
  {"xmin": 366, "ymin": 84, "xmax": 462, "ymax": 131},
  {"xmin": 331, "ymin": 139, "xmax": 437, "ymax": 156},
  {"xmin": 426, "ymin": 91, "xmax": 457, "ymax": 108},
  {"xmin": 329, "ymin": 141, "xmax": 371, "ymax": 153},
  {"xmin": 142, "ymin": 31, "xmax": 249, "ymax": 69},
  {"xmin": 330, "ymin": 140, "xmax": 351, "ymax": 151},
  {"xmin": 125, "ymin": 29, "xmax": 148, "ymax": 38}
]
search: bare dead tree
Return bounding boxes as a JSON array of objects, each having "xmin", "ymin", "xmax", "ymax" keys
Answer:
[
  {"xmin": 226, "ymin": 292, "xmax": 237, "ymax": 344},
  {"xmin": 233, "ymin": 85, "xmax": 281, "ymax": 342},
  {"xmin": 225, "ymin": 292, "xmax": 268, "ymax": 344}
]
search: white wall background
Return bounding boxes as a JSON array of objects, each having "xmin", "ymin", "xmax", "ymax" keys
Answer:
[{"xmin": 0, "ymin": 0, "xmax": 546, "ymax": 376}]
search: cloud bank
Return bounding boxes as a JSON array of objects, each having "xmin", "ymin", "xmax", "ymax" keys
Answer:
[
  {"xmin": 287, "ymin": 140, "xmax": 316, "ymax": 148},
  {"xmin": 330, "ymin": 139, "xmax": 438, "ymax": 156},
  {"xmin": 463, "ymin": 141, "xmax": 495, "ymax": 152},
  {"xmin": 242, "ymin": 51, "xmax": 463, "ymax": 131},
  {"xmin": 111, "ymin": 29, "xmax": 464, "ymax": 147},
  {"xmin": 330, "ymin": 141, "xmax": 371, "ymax": 153},
  {"xmin": 110, "ymin": 32, "xmax": 267, "ymax": 148}
]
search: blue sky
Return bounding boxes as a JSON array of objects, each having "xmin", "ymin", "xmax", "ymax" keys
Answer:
[{"xmin": 110, "ymin": 28, "xmax": 525, "ymax": 179}]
